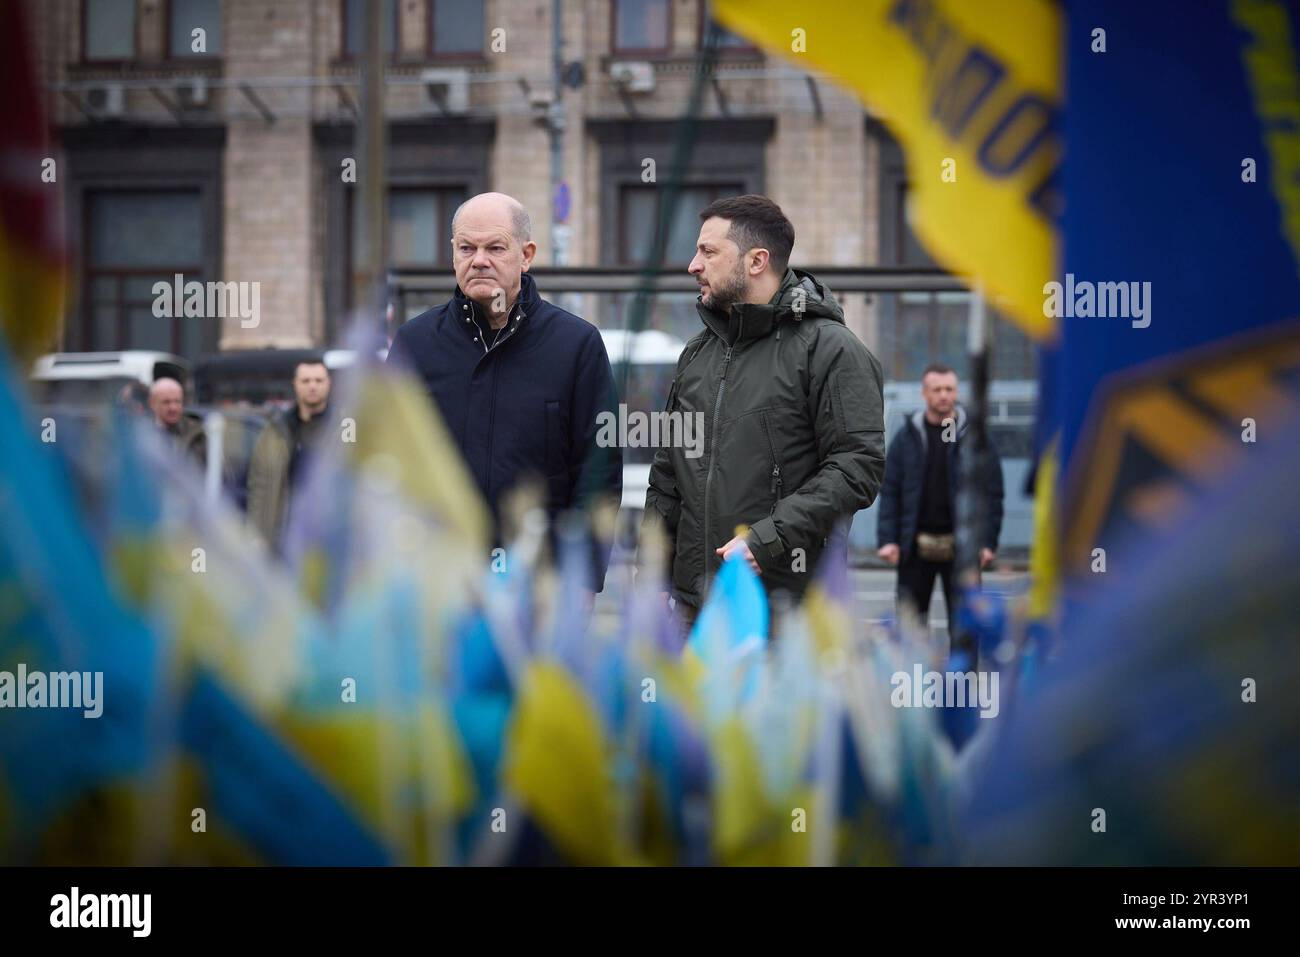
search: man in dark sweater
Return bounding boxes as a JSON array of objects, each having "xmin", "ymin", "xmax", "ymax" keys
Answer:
[{"xmin": 877, "ymin": 363, "xmax": 1003, "ymax": 653}]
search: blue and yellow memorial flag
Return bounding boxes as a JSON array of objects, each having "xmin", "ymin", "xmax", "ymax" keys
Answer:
[
  {"xmin": 713, "ymin": 0, "xmax": 1061, "ymax": 339},
  {"xmin": 0, "ymin": 350, "xmax": 162, "ymax": 862},
  {"xmin": 965, "ymin": 411, "xmax": 1300, "ymax": 864},
  {"xmin": 1055, "ymin": 0, "xmax": 1300, "ymax": 576}
]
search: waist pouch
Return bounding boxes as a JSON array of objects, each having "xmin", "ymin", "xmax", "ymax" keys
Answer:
[{"xmin": 915, "ymin": 532, "xmax": 955, "ymax": 563}]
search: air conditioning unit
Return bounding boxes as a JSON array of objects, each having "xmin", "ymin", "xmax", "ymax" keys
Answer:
[
  {"xmin": 176, "ymin": 77, "xmax": 209, "ymax": 110},
  {"xmin": 85, "ymin": 82, "xmax": 126, "ymax": 118},
  {"xmin": 420, "ymin": 68, "xmax": 470, "ymax": 115},
  {"xmin": 609, "ymin": 60, "xmax": 655, "ymax": 93}
]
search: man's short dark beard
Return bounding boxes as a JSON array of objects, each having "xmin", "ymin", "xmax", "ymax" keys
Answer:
[{"xmin": 703, "ymin": 259, "xmax": 749, "ymax": 310}]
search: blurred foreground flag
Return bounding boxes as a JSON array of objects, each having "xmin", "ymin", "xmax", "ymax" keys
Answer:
[
  {"xmin": 0, "ymin": 0, "xmax": 65, "ymax": 359},
  {"xmin": 1054, "ymin": 1, "xmax": 1300, "ymax": 576},
  {"xmin": 0, "ymin": 350, "xmax": 160, "ymax": 862},
  {"xmin": 712, "ymin": 0, "xmax": 1060, "ymax": 339}
]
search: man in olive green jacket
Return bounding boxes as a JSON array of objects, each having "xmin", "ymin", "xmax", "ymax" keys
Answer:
[
  {"xmin": 641, "ymin": 196, "xmax": 885, "ymax": 627},
  {"xmin": 247, "ymin": 360, "xmax": 332, "ymax": 552}
]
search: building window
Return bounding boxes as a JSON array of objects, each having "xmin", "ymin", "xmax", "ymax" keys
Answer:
[
  {"xmin": 431, "ymin": 0, "xmax": 484, "ymax": 57},
  {"xmin": 83, "ymin": 0, "xmax": 137, "ymax": 62},
  {"xmin": 612, "ymin": 0, "xmax": 671, "ymax": 56},
  {"xmin": 348, "ymin": 186, "xmax": 466, "ymax": 306},
  {"xmin": 169, "ymin": 0, "xmax": 223, "ymax": 58},
  {"xmin": 878, "ymin": 292, "xmax": 1036, "ymax": 382},
  {"xmin": 84, "ymin": 190, "xmax": 204, "ymax": 356},
  {"xmin": 617, "ymin": 183, "xmax": 742, "ymax": 265},
  {"xmin": 342, "ymin": 0, "xmax": 398, "ymax": 59}
]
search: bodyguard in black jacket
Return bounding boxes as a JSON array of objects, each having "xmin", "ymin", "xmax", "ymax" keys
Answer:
[
  {"xmin": 877, "ymin": 366, "xmax": 1004, "ymax": 642},
  {"xmin": 388, "ymin": 193, "xmax": 621, "ymax": 591}
]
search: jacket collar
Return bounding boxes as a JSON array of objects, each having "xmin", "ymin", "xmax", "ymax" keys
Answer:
[
  {"xmin": 910, "ymin": 404, "xmax": 968, "ymax": 452},
  {"xmin": 694, "ymin": 268, "xmax": 843, "ymax": 345},
  {"xmin": 452, "ymin": 272, "xmax": 540, "ymax": 338}
]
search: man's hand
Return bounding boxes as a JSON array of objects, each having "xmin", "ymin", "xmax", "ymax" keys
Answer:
[
  {"xmin": 877, "ymin": 543, "xmax": 900, "ymax": 565},
  {"xmin": 716, "ymin": 536, "xmax": 761, "ymax": 575},
  {"xmin": 980, "ymin": 547, "xmax": 996, "ymax": 570}
]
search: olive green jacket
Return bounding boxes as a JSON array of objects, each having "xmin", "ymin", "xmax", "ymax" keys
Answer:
[
  {"xmin": 642, "ymin": 268, "xmax": 886, "ymax": 609},
  {"xmin": 246, "ymin": 411, "xmax": 294, "ymax": 549}
]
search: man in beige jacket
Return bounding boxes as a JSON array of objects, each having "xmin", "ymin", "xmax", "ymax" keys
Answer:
[{"xmin": 246, "ymin": 360, "xmax": 332, "ymax": 552}]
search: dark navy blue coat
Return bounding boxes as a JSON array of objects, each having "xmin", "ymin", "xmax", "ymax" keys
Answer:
[{"xmin": 387, "ymin": 273, "xmax": 621, "ymax": 590}]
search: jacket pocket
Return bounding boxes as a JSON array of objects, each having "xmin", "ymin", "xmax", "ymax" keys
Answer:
[
  {"xmin": 759, "ymin": 409, "xmax": 783, "ymax": 513},
  {"xmin": 832, "ymin": 368, "xmax": 884, "ymax": 435}
]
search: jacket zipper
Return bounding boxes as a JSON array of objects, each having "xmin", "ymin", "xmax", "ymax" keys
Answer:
[
  {"xmin": 761, "ymin": 411, "xmax": 783, "ymax": 512},
  {"xmin": 477, "ymin": 307, "xmax": 524, "ymax": 500},
  {"xmin": 702, "ymin": 345, "xmax": 733, "ymax": 585}
]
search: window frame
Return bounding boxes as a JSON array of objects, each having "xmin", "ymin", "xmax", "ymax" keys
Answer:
[
  {"xmin": 610, "ymin": 0, "xmax": 673, "ymax": 58},
  {"xmin": 165, "ymin": 0, "xmax": 224, "ymax": 63},
  {"xmin": 615, "ymin": 181, "xmax": 745, "ymax": 267},
  {"xmin": 340, "ymin": 0, "xmax": 402, "ymax": 63},
  {"xmin": 345, "ymin": 184, "xmax": 468, "ymax": 308},
  {"xmin": 81, "ymin": 188, "xmax": 206, "ymax": 357},
  {"xmin": 427, "ymin": 0, "xmax": 487, "ymax": 61},
  {"xmin": 81, "ymin": 0, "xmax": 140, "ymax": 66}
]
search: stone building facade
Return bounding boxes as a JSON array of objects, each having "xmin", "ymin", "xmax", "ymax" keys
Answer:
[{"xmin": 30, "ymin": 0, "xmax": 1036, "ymax": 383}]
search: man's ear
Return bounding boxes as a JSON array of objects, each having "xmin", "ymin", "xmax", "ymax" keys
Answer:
[
  {"xmin": 521, "ymin": 240, "xmax": 538, "ymax": 270},
  {"xmin": 749, "ymin": 248, "xmax": 770, "ymax": 276}
]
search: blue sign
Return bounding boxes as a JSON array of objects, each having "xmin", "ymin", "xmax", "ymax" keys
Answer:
[{"xmin": 554, "ymin": 182, "xmax": 571, "ymax": 224}]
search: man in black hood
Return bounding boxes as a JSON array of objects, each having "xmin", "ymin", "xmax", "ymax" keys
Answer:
[{"xmin": 641, "ymin": 195, "xmax": 886, "ymax": 629}]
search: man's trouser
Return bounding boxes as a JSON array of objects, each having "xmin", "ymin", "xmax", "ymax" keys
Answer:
[{"xmin": 897, "ymin": 550, "xmax": 976, "ymax": 660}]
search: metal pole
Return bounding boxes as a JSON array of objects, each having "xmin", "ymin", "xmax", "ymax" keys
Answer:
[
  {"xmin": 953, "ymin": 288, "xmax": 990, "ymax": 660},
  {"xmin": 548, "ymin": 0, "xmax": 572, "ymax": 314},
  {"xmin": 353, "ymin": 0, "xmax": 388, "ymax": 335}
]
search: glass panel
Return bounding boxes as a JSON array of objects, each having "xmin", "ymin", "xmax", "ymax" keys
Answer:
[
  {"xmin": 934, "ymin": 292, "xmax": 970, "ymax": 377},
  {"xmin": 621, "ymin": 189, "xmax": 656, "ymax": 266},
  {"xmin": 619, "ymin": 185, "xmax": 742, "ymax": 265},
  {"xmin": 593, "ymin": 291, "xmax": 700, "ymax": 342},
  {"xmin": 615, "ymin": 0, "xmax": 668, "ymax": 51},
  {"xmin": 125, "ymin": 276, "xmax": 168, "ymax": 304},
  {"xmin": 88, "ymin": 191, "xmax": 202, "ymax": 268},
  {"xmin": 345, "ymin": 0, "xmax": 396, "ymax": 56},
  {"xmin": 85, "ymin": 0, "xmax": 136, "ymax": 59},
  {"xmin": 89, "ymin": 276, "xmax": 119, "ymax": 303},
  {"xmin": 353, "ymin": 187, "xmax": 466, "ymax": 274},
  {"xmin": 992, "ymin": 314, "xmax": 1036, "ymax": 381},
  {"xmin": 893, "ymin": 292, "xmax": 930, "ymax": 381},
  {"xmin": 128, "ymin": 306, "xmax": 174, "ymax": 353},
  {"xmin": 170, "ymin": 0, "xmax": 223, "ymax": 56},
  {"xmin": 91, "ymin": 302, "xmax": 119, "ymax": 350},
  {"xmin": 179, "ymin": 309, "xmax": 208, "ymax": 358},
  {"xmin": 389, "ymin": 190, "xmax": 438, "ymax": 268},
  {"xmin": 433, "ymin": 0, "xmax": 483, "ymax": 54}
]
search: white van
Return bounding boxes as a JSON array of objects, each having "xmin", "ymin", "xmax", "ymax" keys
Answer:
[{"xmin": 29, "ymin": 351, "xmax": 191, "ymax": 406}]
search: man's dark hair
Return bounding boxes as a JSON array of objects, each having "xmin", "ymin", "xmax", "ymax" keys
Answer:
[
  {"xmin": 922, "ymin": 362, "xmax": 957, "ymax": 379},
  {"xmin": 294, "ymin": 357, "xmax": 329, "ymax": 379},
  {"xmin": 699, "ymin": 195, "xmax": 795, "ymax": 274}
]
